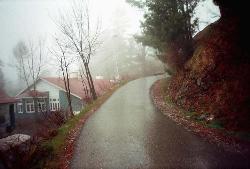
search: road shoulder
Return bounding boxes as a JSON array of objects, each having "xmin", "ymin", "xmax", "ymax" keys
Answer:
[{"xmin": 150, "ymin": 78, "xmax": 250, "ymax": 154}]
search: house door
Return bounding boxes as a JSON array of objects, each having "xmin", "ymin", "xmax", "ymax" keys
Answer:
[{"xmin": 9, "ymin": 104, "xmax": 15, "ymax": 128}]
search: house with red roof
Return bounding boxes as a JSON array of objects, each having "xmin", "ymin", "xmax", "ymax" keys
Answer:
[{"xmin": 15, "ymin": 77, "xmax": 113, "ymax": 114}]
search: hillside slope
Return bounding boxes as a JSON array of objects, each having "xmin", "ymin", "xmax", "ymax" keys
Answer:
[{"xmin": 168, "ymin": 6, "xmax": 250, "ymax": 130}]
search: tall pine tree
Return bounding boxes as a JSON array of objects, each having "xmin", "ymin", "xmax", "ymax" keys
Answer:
[{"xmin": 127, "ymin": 0, "xmax": 200, "ymax": 70}]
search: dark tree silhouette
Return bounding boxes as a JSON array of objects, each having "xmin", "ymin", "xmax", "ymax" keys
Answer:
[{"xmin": 127, "ymin": 0, "xmax": 201, "ymax": 70}]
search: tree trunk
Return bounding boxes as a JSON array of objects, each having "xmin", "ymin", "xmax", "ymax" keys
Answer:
[
  {"xmin": 84, "ymin": 63, "xmax": 97, "ymax": 100},
  {"xmin": 65, "ymin": 67, "xmax": 74, "ymax": 117},
  {"xmin": 61, "ymin": 62, "xmax": 74, "ymax": 118}
]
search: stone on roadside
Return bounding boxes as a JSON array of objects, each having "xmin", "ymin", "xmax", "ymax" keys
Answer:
[{"xmin": 0, "ymin": 134, "xmax": 36, "ymax": 169}]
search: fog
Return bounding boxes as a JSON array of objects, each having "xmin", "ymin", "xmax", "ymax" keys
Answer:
[{"xmin": 0, "ymin": 0, "xmax": 219, "ymax": 95}]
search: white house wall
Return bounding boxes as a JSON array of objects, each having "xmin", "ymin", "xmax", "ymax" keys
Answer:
[
  {"xmin": 35, "ymin": 79, "xmax": 60, "ymax": 100},
  {"xmin": 19, "ymin": 79, "xmax": 83, "ymax": 112}
]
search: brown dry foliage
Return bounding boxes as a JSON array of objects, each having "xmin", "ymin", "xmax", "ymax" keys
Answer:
[{"xmin": 168, "ymin": 15, "xmax": 250, "ymax": 130}]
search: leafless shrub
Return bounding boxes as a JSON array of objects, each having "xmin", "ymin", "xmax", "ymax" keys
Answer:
[
  {"xmin": 40, "ymin": 111, "xmax": 65, "ymax": 127},
  {"xmin": 35, "ymin": 111, "xmax": 65, "ymax": 139}
]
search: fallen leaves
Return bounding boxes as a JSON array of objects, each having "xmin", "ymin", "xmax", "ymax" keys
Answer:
[{"xmin": 150, "ymin": 79, "xmax": 250, "ymax": 154}]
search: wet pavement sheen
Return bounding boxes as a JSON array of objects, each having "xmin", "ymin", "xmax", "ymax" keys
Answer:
[{"xmin": 71, "ymin": 76, "xmax": 250, "ymax": 169}]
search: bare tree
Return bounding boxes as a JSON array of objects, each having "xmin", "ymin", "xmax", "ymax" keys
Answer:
[
  {"xmin": 50, "ymin": 38, "xmax": 74, "ymax": 117},
  {"xmin": 13, "ymin": 40, "xmax": 45, "ymax": 112},
  {"xmin": 13, "ymin": 40, "xmax": 45, "ymax": 90},
  {"xmin": 55, "ymin": 0, "xmax": 101, "ymax": 100}
]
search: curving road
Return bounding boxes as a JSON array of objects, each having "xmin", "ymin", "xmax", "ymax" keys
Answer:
[{"xmin": 71, "ymin": 76, "xmax": 249, "ymax": 169}]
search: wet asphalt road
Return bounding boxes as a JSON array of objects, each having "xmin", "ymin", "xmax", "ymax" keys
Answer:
[{"xmin": 71, "ymin": 76, "xmax": 250, "ymax": 169}]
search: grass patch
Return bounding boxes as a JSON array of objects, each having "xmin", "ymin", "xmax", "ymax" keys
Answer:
[
  {"xmin": 160, "ymin": 78, "xmax": 170, "ymax": 93},
  {"xmin": 231, "ymin": 132, "xmax": 250, "ymax": 141},
  {"xmin": 160, "ymin": 80, "xmax": 208, "ymax": 126},
  {"xmin": 207, "ymin": 120, "xmax": 224, "ymax": 129},
  {"xmin": 184, "ymin": 111, "xmax": 197, "ymax": 118},
  {"xmin": 160, "ymin": 78, "xmax": 174, "ymax": 105},
  {"xmin": 34, "ymin": 80, "xmax": 129, "ymax": 169},
  {"xmin": 184, "ymin": 111, "xmax": 207, "ymax": 125},
  {"xmin": 164, "ymin": 96, "xmax": 173, "ymax": 104}
]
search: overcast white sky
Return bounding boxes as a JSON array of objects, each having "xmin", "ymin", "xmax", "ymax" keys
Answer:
[{"xmin": 0, "ymin": 0, "xmax": 219, "ymax": 86}]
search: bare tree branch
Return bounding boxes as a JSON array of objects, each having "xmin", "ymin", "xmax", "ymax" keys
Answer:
[{"xmin": 54, "ymin": 0, "xmax": 101, "ymax": 100}]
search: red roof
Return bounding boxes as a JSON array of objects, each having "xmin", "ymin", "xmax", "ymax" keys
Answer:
[
  {"xmin": 17, "ymin": 90, "xmax": 48, "ymax": 98},
  {"xmin": 0, "ymin": 89, "xmax": 16, "ymax": 104},
  {"xmin": 41, "ymin": 77, "xmax": 113, "ymax": 99}
]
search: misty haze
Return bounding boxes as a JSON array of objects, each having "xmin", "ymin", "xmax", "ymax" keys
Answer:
[{"xmin": 0, "ymin": 0, "xmax": 250, "ymax": 169}]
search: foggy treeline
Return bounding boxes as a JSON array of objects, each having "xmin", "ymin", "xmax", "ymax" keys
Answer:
[
  {"xmin": 0, "ymin": 0, "xmax": 219, "ymax": 96},
  {"xmin": 0, "ymin": 0, "xmax": 164, "ymax": 97}
]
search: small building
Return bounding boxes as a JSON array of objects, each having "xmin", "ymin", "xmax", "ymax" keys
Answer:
[
  {"xmin": 0, "ymin": 90, "xmax": 16, "ymax": 137},
  {"xmin": 16, "ymin": 77, "xmax": 113, "ymax": 114}
]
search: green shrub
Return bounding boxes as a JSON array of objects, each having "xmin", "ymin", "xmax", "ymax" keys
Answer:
[
  {"xmin": 234, "ymin": 132, "xmax": 250, "ymax": 141},
  {"xmin": 208, "ymin": 120, "xmax": 224, "ymax": 129}
]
